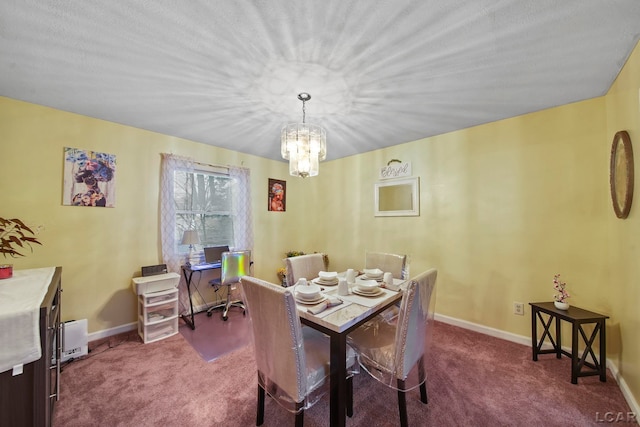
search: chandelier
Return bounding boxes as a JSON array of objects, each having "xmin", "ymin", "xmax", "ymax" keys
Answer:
[{"xmin": 281, "ymin": 93, "xmax": 327, "ymax": 178}]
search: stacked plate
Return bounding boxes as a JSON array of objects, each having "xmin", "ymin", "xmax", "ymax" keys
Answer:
[
  {"xmin": 362, "ymin": 268, "xmax": 384, "ymax": 281},
  {"xmin": 352, "ymin": 279, "xmax": 383, "ymax": 297},
  {"xmin": 295, "ymin": 282, "xmax": 326, "ymax": 304},
  {"xmin": 313, "ymin": 271, "xmax": 339, "ymax": 286}
]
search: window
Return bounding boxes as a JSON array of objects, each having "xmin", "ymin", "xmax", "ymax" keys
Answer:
[
  {"xmin": 174, "ymin": 168, "xmax": 233, "ymax": 255},
  {"xmin": 160, "ymin": 153, "xmax": 252, "ymax": 274}
]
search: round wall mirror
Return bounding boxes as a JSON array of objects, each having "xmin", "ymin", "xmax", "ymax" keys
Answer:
[{"xmin": 609, "ymin": 130, "xmax": 634, "ymax": 218}]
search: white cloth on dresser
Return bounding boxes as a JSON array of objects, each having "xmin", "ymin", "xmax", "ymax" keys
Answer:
[{"xmin": 0, "ymin": 267, "xmax": 55, "ymax": 374}]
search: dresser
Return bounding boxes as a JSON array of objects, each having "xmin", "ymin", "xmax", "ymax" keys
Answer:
[{"xmin": 0, "ymin": 266, "xmax": 62, "ymax": 427}]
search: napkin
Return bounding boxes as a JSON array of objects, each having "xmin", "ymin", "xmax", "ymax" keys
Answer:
[{"xmin": 307, "ymin": 296, "xmax": 342, "ymax": 314}]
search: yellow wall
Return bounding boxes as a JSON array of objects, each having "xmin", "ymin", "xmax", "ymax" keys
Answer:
[
  {"xmin": 605, "ymin": 40, "xmax": 640, "ymax": 401},
  {"xmin": 0, "ymin": 98, "xmax": 297, "ymax": 331},
  {"xmin": 1, "ymin": 40, "xmax": 639, "ymax": 407},
  {"xmin": 287, "ymin": 43, "xmax": 639, "ymax": 406}
]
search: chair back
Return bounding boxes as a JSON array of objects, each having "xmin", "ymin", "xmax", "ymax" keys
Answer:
[
  {"xmin": 240, "ymin": 276, "xmax": 308, "ymax": 405},
  {"xmin": 394, "ymin": 268, "xmax": 437, "ymax": 380},
  {"xmin": 365, "ymin": 251, "xmax": 408, "ymax": 279},
  {"xmin": 221, "ymin": 250, "xmax": 252, "ymax": 286},
  {"xmin": 284, "ymin": 253, "xmax": 326, "ymax": 287}
]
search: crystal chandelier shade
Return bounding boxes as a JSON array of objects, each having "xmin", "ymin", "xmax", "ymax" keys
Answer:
[{"xmin": 280, "ymin": 93, "xmax": 327, "ymax": 178}]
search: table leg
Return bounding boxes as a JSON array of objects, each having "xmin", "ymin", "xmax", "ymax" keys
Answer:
[
  {"xmin": 555, "ymin": 316, "xmax": 562, "ymax": 359},
  {"xmin": 181, "ymin": 269, "xmax": 196, "ymax": 330},
  {"xmin": 531, "ymin": 308, "xmax": 538, "ymax": 361},
  {"xmin": 329, "ymin": 333, "xmax": 347, "ymax": 427},
  {"xmin": 599, "ymin": 320, "xmax": 607, "ymax": 382},
  {"xmin": 571, "ymin": 322, "xmax": 579, "ymax": 384}
]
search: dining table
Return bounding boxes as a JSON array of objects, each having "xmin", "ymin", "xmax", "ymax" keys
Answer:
[{"xmin": 296, "ymin": 276, "xmax": 406, "ymax": 427}]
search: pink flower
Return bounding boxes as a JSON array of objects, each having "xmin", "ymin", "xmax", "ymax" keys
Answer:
[{"xmin": 553, "ymin": 274, "xmax": 570, "ymax": 303}]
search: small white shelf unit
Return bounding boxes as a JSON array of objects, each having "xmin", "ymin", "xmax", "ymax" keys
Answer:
[{"xmin": 137, "ymin": 288, "xmax": 179, "ymax": 344}]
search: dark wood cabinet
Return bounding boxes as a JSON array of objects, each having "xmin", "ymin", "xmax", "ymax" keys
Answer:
[{"xmin": 0, "ymin": 267, "xmax": 62, "ymax": 427}]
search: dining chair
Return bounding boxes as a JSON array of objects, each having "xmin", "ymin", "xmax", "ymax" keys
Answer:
[
  {"xmin": 240, "ymin": 276, "xmax": 358, "ymax": 427},
  {"xmin": 365, "ymin": 251, "xmax": 408, "ymax": 279},
  {"xmin": 206, "ymin": 250, "xmax": 252, "ymax": 321},
  {"xmin": 347, "ymin": 268, "xmax": 437, "ymax": 427},
  {"xmin": 284, "ymin": 253, "xmax": 327, "ymax": 287}
]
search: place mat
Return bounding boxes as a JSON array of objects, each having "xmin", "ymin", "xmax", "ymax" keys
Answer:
[
  {"xmin": 325, "ymin": 287, "xmax": 398, "ymax": 308},
  {"xmin": 296, "ymin": 297, "xmax": 352, "ymax": 318}
]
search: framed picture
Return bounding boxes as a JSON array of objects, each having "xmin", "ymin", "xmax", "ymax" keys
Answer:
[
  {"xmin": 62, "ymin": 147, "xmax": 116, "ymax": 207},
  {"xmin": 268, "ymin": 178, "xmax": 286, "ymax": 212}
]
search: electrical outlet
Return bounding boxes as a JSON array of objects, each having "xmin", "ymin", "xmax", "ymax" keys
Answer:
[{"xmin": 513, "ymin": 302, "xmax": 524, "ymax": 316}]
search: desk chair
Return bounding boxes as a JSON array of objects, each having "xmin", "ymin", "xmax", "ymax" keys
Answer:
[
  {"xmin": 206, "ymin": 250, "xmax": 252, "ymax": 321},
  {"xmin": 240, "ymin": 276, "xmax": 358, "ymax": 426},
  {"xmin": 347, "ymin": 269, "xmax": 437, "ymax": 427},
  {"xmin": 365, "ymin": 251, "xmax": 408, "ymax": 279},
  {"xmin": 284, "ymin": 253, "xmax": 327, "ymax": 287}
]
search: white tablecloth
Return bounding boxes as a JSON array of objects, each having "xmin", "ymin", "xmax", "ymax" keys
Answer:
[{"xmin": 0, "ymin": 267, "xmax": 55, "ymax": 374}]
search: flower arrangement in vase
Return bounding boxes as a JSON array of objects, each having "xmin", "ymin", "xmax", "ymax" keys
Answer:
[{"xmin": 553, "ymin": 274, "xmax": 570, "ymax": 310}]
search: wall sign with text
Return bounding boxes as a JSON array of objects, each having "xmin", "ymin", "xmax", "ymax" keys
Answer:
[{"xmin": 379, "ymin": 161, "xmax": 411, "ymax": 179}]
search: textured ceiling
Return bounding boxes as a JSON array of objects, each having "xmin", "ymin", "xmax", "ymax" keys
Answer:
[{"xmin": 1, "ymin": 1, "xmax": 639, "ymax": 162}]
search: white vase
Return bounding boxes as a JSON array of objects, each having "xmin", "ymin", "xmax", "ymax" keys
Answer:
[{"xmin": 554, "ymin": 301, "xmax": 569, "ymax": 310}]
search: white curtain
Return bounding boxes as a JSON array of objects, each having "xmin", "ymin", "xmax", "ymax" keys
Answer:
[
  {"xmin": 230, "ymin": 166, "xmax": 254, "ymax": 253},
  {"xmin": 160, "ymin": 153, "xmax": 194, "ymax": 274}
]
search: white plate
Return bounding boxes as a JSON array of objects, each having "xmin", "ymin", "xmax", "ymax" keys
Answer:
[
  {"xmin": 352, "ymin": 288, "xmax": 384, "ymax": 297},
  {"xmin": 318, "ymin": 271, "xmax": 338, "ymax": 279},
  {"xmin": 355, "ymin": 279, "xmax": 379, "ymax": 288},
  {"xmin": 363, "ymin": 268, "xmax": 383, "ymax": 276},
  {"xmin": 356, "ymin": 285, "xmax": 380, "ymax": 294},
  {"xmin": 313, "ymin": 278, "xmax": 338, "ymax": 286},
  {"xmin": 295, "ymin": 294, "xmax": 327, "ymax": 305}
]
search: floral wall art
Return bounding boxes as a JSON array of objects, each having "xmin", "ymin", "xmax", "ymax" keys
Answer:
[
  {"xmin": 268, "ymin": 178, "xmax": 286, "ymax": 212},
  {"xmin": 63, "ymin": 147, "xmax": 116, "ymax": 207}
]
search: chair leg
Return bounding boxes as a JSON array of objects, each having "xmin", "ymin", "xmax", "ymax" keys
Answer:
[
  {"xmin": 295, "ymin": 410, "xmax": 304, "ymax": 427},
  {"xmin": 418, "ymin": 355, "xmax": 428, "ymax": 404},
  {"xmin": 257, "ymin": 385, "xmax": 265, "ymax": 426},
  {"xmin": 397, "ymin": 379, "xmax": 408, "ymax": 427},
  {"xmin": 346, "ymin": 376, "xmax": 353, "ymax": 417}
]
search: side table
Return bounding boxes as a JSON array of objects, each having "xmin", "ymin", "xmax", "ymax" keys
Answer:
[{"xmin": 529, "ymin": 302, "xmax": 609, "ymax": 384}]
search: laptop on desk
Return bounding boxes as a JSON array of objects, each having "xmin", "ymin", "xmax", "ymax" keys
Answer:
[
  {"xmin": 188, "ymin": 245, "xmax": 229, "ymax": 270},
  {"xmin": 204, "ymin": 245, "xmax": 229, "ymax": 264}
]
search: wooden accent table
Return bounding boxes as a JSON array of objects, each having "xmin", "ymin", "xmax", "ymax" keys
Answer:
[{"xmin": 529, "ymin": 302, "xmax": 608, "ymax": 384}]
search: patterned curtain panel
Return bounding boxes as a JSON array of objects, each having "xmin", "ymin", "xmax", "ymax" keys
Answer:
[
  {"xmin": 159, "ymin": 154, "xmax": 194, "ymax": 315},
  {"xmin": 160, "ymin": 153, "xmax": 194, "ymax": 273},
  {"xmin": 230, "ymin": 166, "xmax": 254, "ymax": 253}
]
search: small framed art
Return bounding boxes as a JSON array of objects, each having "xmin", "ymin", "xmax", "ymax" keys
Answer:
[{"xmin": 268, "ymin": 178, "xmax": 286, "ymax": 212}]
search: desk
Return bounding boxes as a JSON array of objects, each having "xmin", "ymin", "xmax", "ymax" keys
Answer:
[
  {"xmin": 298, "ymin": 282, "xmax": 404, "ymax": 427},
  {"xmin": 530, "ymin": 302, "xmax": 609, "ymax": 384},
  {"xmin": 180, "ymin": 263, "xmax": 221, "ymax": 329}
]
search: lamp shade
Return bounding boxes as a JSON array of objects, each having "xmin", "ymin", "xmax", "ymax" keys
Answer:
[{"xmin": 181, "ymin": 230, "xmax": 200, "ymax": 246}]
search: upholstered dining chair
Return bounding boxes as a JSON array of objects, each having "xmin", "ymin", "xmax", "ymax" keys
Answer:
[
  {"xmin": 365, "ymin": 251, "xmax": 408, "ymax": 279},
  {"xmin": 240, "ymin": 276, "xmax": 358, "ymax": 427},
  {"xmin": 206, "ymin": 250, "xmax": 252, "ymax": 321},
  {"xmin": 347, "ymin": 268, "xmax": 437, "ymax": 427},
  {"xmin": 284, "ymin": 253, "xmax": 327, "ymax": 287}
]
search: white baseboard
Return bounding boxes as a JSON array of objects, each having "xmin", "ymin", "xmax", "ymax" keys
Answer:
[
  {"xmin": 434, "ymin": 313, "xmax": 639, "ymax": 417},
  {"xmin": 87, "ymin": 321, "xmax": 137, "ymax": 343}
]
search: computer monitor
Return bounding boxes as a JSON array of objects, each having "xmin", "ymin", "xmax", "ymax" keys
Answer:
[{"xmin": 203, "ymin": 245, "xmax": 229, "ymax": 264}]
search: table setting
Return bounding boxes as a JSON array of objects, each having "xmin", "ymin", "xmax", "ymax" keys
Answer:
[
  {"xmin": 292, "ymin": 275, "xmax": 352, "ymax": 318},
  {"xmin": 292, "ymin": 269, "xmax": 405, "ymax": 314}
]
